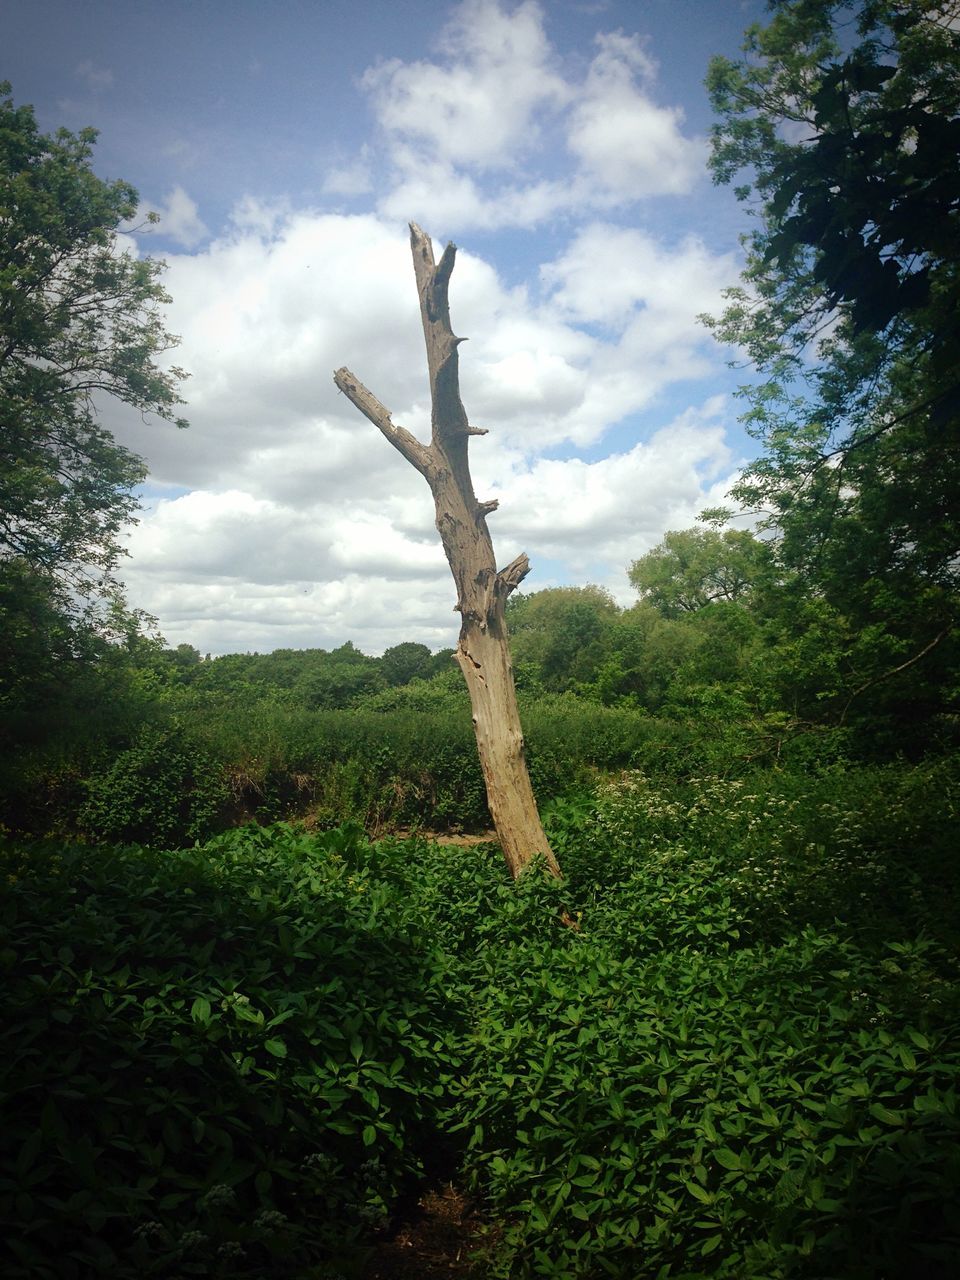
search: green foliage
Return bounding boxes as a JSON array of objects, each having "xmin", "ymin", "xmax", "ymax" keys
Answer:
[
  {"xmin": 2, "ymin": 761, "xmax": 958, "ymax": 1277},
  {"xmin": 451, "ymin": 761, "xmax": 960, "ymax": 1278},
  {"xmin": 173, "ymin": 645, "xmax": 389, "ymax": 711},
  {"xmin": 0, "ymin": 822, "xmax": 463, "ymax": 1278},
  {"xmin": 354, "ymin": 664, "xmax": 468, "ymax": 714},
  {"xmin": 707, "ymin": 0, "xmax": 960, "ymax": 370},
  {"xmin": 704, "ymin": 3, "xmax": 960, "ymax": 743},
  {"xmin": 0, "ymin": 81, "xmax": 187, "ymax": 752},
  {"xmin": 508, "ymin": 587, "xmax": 620, "ymax": 694},
  {"xmin": 380, "ymin": 641, "xmax": 437, "ymax": 686},
  {"xmin": 628, "ymin": 527, "xmax": 775, "ymax": 618},
  {"xmin": 6, "ymin": 668, "xmax": 698, "ymax": 840},
  {"xmin": 0, "ymin": 81, "xmax": 186, "ymax": 586},
  {"xmin": 78, "ymin": 724, "xmax": 229, "ymax": 846}
]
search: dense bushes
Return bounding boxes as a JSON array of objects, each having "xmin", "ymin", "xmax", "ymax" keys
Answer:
[
  {"xmin": 2, "ymin": 762, "xmax": 958, "ymax": 1277},
  {"xmin": 0, "ymin": 823, "xmax": 464, "ymax": 1278},
  {"xmin": 4, "ymin": 697, "xmax": 693, "ymax": 842}
]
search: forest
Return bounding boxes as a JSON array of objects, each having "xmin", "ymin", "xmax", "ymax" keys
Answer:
[{"xmin": 2, "ymin": 1, "xmax": 959, "ymax": 1277}]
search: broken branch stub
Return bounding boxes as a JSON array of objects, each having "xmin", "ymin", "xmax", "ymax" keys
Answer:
[{"xmin": 333, "ymin": 223, "xmax": 560, "ymax": 880}]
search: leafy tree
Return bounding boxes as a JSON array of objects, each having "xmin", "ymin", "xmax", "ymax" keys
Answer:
[
  {"xmin": 590, "ymin": 603, "xmax": 696, "ymax": 709},
  {"xmin": 704, "ymin": 2, "xmax": 960, "ymax": 738},
  {"xmin": 380, "ymin": 641, "xmax": 435, "ymax": 686},
  {"xmin": 706, "ymin": 1, "xmax": 959, "ymax": 398},
  {"xmin": 507, "ymin": 586, "xmax": 620, "ymax": 693},
  {"xmin": 296, "ymin": 643, "xmax": 385, "ymax": 710},
  {"xmin": 0, "ymin": 82, "xmax": 187, "ymax": 726},
  {"xmin": 628, "ymin": 527, "xmax": 775, "ymax": 618}
]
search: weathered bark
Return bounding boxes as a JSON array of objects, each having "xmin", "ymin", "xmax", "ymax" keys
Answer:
[{"xmin": 334, "ymin": 223, "xmax": 560, "ymax": 879}]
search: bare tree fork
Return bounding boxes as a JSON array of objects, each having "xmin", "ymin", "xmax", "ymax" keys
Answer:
[{"xmin": 334, "ymin": 222, "xmax": 561, "ymax": 879}]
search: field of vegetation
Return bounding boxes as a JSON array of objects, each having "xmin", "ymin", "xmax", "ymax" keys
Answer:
[
  {"xmin": 3, "ymin": 761, "xmax": 959, "ymax": 1278},
  {"xmin": 3, "ymin": 2, "xmax": 960, "ymax": 1274}
]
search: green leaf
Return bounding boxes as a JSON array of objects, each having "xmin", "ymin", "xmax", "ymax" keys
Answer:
[
  {"xmin": 714, "ymin": 1147, "xmax": 742, "ymax": 1171},
  {"xmin": 897, "ymin": 1044, "xmax": 917, "ymax": 1071},
  {"xmin": 869, "ymin": 1103, "xmax": 904, "ymax": 1126},
  {"xmin": 326, "ymin": 1119, "xmax": 356, "ymax": 1135},
  {"xmin": 685, "ymin": 1180, "xmax": 713, "ymax": 1205},
  {"xmin": 191, "ymin": 996, "xmax": 212, "ymax": 1025},
  {"xmin": 264, "ymin": 1038, "xmax": 287, "ymax": 1058}
]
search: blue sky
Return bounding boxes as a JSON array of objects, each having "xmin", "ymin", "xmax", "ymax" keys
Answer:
[{"xmin": 4, "ymin": 0, "xmax": 769, "ymax": 654}]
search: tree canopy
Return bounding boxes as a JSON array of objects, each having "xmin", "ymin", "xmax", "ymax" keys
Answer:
[
  {"xmin": 0, "ymin": 83, "xmax": 187, "ymax": 726},
  {"xmin": 628, "ymin": 526, "xmax": 775, "ymax": 618},
  {"xmin": 703, "ymin": 0, "xmax": 959, "ymax": 733}
]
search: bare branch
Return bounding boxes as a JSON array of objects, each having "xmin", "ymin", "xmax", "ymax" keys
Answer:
[
  {"xmin": 408, "ymin": 223, "xmax": 471, "ymax": 450},
  {"xmin": 841, "ymin": 625, "xmax": 952, "ymax": 722},
  {"xmin": 333, "ymin": 367, "xmax": 433, "ymax": 476},
  {"xmin": 496, "ymin": 552, "xmax": 531, "ymax": 595}
]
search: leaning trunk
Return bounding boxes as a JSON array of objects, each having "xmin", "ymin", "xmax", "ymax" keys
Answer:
[
  {"xmin": 333, "ymin": 223, "xmax": 560, "ymax": 879},
  {"xmin": 456, "ymin": 615, "xmax": 557, "ymax": 878}
]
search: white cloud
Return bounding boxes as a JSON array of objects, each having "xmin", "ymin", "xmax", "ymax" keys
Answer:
[
  {"xmin": 542, "ymin": 222, "xmax": 737, "ymax": 330},
  {"xmin": 323, "ymin": 153, "xmax": 375, "ymax": 197},
  {"xmin": 110, "ymin": 213, "xmax": 426, "ymax": 486},
  {"xmin": 147, "ymin": 185, "xmax": 209, "ymax": 249},
  {"xmin": 121, "ymin": 394, "xmax": 739, "ymax": 651},
  {"xmin": 566, "ymin": 32, "xmax": 703, "ymax": 199},
  {"xmin": 109, "ymin": 206, "xmax": 742, "ymax": 650},
  {"xmin": 490, "ymin": 397, "xmax": 737, "ymax": 573},
  {"xmin": 363, "ymin": 0, "xmax": 569, "ymax": 171},
  {"xmin": 364, "ymin": 0, "xmax": 706, "ymax": 230},
  {"xmin": 122, "ymin": 487, "xmax": 455, "ymax": 655},
  {"xmin": 125, "ymin": 489, "xmax": 444, "ymax": 587}
]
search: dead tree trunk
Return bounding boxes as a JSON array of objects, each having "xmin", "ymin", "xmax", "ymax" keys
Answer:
[{"xmin": 334, "ymin": 223, "xmax": 561, "ymax": 879}]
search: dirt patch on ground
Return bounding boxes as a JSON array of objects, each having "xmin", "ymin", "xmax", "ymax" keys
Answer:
[
  {"xmin": 391, "ymin": 830, "xmax": 499, "ymax": 848},
  {"xmin": 363, "ymin": 1184, "xmax": 497, "ymax": 1278}
]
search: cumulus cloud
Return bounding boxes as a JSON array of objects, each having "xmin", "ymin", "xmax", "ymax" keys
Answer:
[
  {"xmin": 362, "ymin": 0, "xmax": 569, "ymax": 172},
  {"xmin": 121, "ymin": 390, "xmax": 739, "ymax": 651},
  {"xmin": 116, "ymin": 209, "xmax": 730, "ymax": 485},
  {"xmin": 122, "ymin": 485, "xmax": 455, "ymax": 655},
  {"xmin": 566, "ymin": 33, "xmax": 703, "ymax": 199},
  {"xmin": 103, "ymin": 0, "xmax": 748, "ymax": 654},
  {"xmin": 106, "ymin": 199, "xmax": 743, "ymax": 651},
  {"xmin": 145, "ymin": 185, "xmax": 209, "ymax": 249},
  {"xmin": 364, "ymin": 0, "xmax": 706, "ymax": 231},
  {"xmin": 541, "ymin": 222, "xmax": 733, "ymax": 328},
  {"xmin": 489, "ymin": 397, "xmax": 738, "ymax": 575},
  {"xmin": 323, "ymin": 155, "xmax": 375, "ymax": 197}
]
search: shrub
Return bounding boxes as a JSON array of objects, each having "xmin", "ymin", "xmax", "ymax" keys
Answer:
[
  {"xmin": 78, "ymin": 723, "xmax": 228, "ymax": 846},
  {"xmin": 2, "ymin": 762, "xmax": 958, "ymax": 1278},
  {"xmin": 0, "ymin": 824, "xmax": 466, "ymax": 1278}
]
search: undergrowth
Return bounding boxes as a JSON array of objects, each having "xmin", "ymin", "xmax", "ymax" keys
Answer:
[
  {"xmin": 1, "ymin": 759, "xmax": 958, "ymax": 1277},
  {"xmin": 2, "ymin": 700, "xmax": 695, "ymax": 844}
]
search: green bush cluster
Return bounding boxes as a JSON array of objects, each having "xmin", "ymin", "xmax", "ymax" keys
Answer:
[
  {"xmin": 0, "ymin": 823, "xmax": 462, "ymax": 1278},
  {"xmin": 2, "ymin": 760, "xmax": 958, "ymax": 1277},
  {"xmin": 77, "ymin": 724, "xmax": 229, "ymax": 846},
  {"xmin": 6, "ymin": 698, "xmax": 691, "ymax": 842}
]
